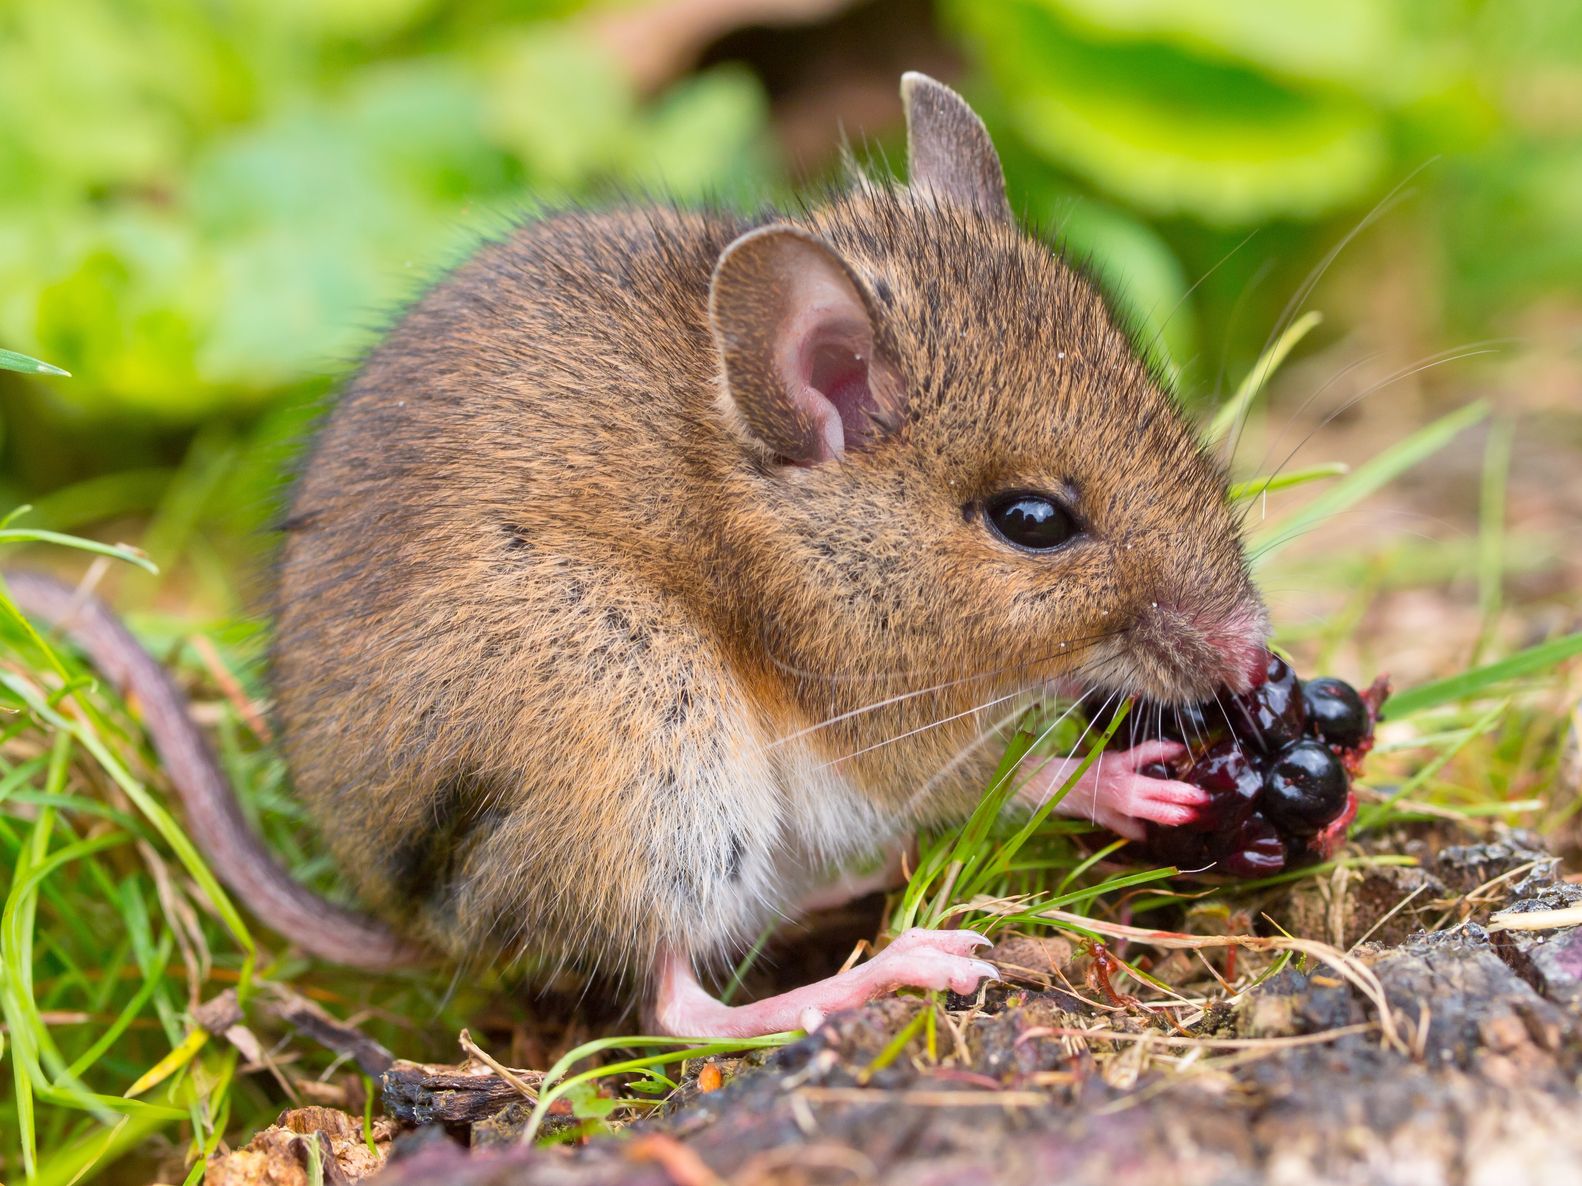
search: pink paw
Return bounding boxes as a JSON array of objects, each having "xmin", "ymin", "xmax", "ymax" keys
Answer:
[
  {"xmin": 1039, "ymin": 740, "xmax": 1211, "ymax": 841},
  {"xmin": 797, "ymin": 928, "xmax": 996, "ymax": 1032}
]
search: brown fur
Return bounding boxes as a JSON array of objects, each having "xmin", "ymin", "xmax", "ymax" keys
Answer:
[{"xmin": 272, "ymin": 146, "xmax": 1261, "ymax": 980}]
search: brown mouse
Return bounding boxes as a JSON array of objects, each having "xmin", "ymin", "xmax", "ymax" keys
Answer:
[{"xmin": 9, "ymin": 73, "xmax": 1267, "ymax": 1037}]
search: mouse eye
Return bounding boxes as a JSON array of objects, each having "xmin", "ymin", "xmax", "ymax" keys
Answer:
[{"xmin": 983, "ymin": 491, "xmax": 1081, "ymax": 552}]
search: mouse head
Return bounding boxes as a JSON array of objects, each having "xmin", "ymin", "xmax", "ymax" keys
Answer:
[{"xmin": 706, "ymin": 73, "xmax": 1267, "ymax": 726}]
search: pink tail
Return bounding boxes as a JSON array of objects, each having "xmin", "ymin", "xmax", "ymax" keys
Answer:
[{"xmin": 5, "ymin": 570, "xmax": 423, "ymax": 970}]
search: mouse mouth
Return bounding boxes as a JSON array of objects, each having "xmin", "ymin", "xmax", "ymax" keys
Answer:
[{"xmin": 1039, "ymin": 610, "xmax": 1269, "ymax": 710}]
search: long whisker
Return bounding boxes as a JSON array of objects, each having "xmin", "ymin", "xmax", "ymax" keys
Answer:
[
  {"xmin": 1225, "ymin": 160, "xmax": 1438, "ymax": 465},
  {"xmin": 999, "ymin": 684, "xmax": 1118, "ymax": 810},
  {"xmin": 1142, "ymin": 229, "xmax": 1259, "ymax": 374},
  {"xmin": 818, "ymin": 649, "xmax": 1124, "ymax": 774},
  {"xmin": 1234, "ymin": 343, "xmax": 1503, "ymax": 530},
  {"xmin": 765, "ymin": 629, "xmax": 1125, "ymax": 749},
  {"xmin": 762, "ymin": 626, "xmax": 1127, "ymax": 689},
  {"xmin": 815, "ymin": 688, "xmax": 1035, "ymax": 770},
  {"xmin": 900, "ymin": 699, "xmax": 1042, "ymax": 817}
]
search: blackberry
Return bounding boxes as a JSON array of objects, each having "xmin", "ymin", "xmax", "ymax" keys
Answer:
[
  {"xmin": 1226, "ymin": 653, "xmax": 1307, "ymax": 753},
  {"xmin": 1180, "ymin": 739, "xmax": 1262, "ymax": 833},
  {"xmin": 1262, "ymin": 740, "xmax": 1349, "ymax": 837},
  {"xmin": 1302, "ymin": 677, "xmax": 1370, "ymax": 748},
  {"xmin": 1084, "ymin": 650, "xmax": 1388, "ymax": 878},
  {"xmin": 1218, "ymin": 814, "xmax": 1288, "ymax": 877}
]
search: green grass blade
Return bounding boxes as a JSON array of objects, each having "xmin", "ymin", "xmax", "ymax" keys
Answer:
[
  {"xmin": 1386, "ymin": 633, "xmax": 1582, "ymax": 718},
  {"xmin": 0, "ymin": 675, "xmax": 257, "ymax": 980},
  {"xmin": 0, "ymin": 529, "xmax": 157, "ymax": 574},
  {"xmin": 1207, "ymin": 310, "xmax": 1323, "ymax": 444},
  {"xmin": 526, "ymin": 1033, "xmax": 796, "ymax": 1142},
  {"xmin": 0, "ymin": 348, "xmax": 70, "ymax": 377},
  {"xmin": 1356, "ymin": 701, "xmax": 1509, "ymax": 830},
  {"xmin": 1250, "ymin": 400, "xmax": 1489, "ymax": 564},
  {"xmin": 1472, "ymin": 418, "xmax": 1514, "ymax": 666},
  {"xmin": 1227, "ymin": 463, "xmax": 1349, "ymax": 503}
]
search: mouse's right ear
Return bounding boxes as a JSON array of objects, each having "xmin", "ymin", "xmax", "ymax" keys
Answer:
[
  {"xmin": 901, "ymin": 72, "xmax": 1012, "ymax": 223},
  {"xmin": 709, "ymin": 224, "xmax": 903, "ymax": 466}
]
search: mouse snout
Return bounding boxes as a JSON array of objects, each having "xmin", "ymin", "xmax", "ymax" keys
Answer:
[
  {"xmin": 1208, "ymin": 607, "xmax": 1272, "ymax": 696},
  {"xmin": 1127, "ymin": 597, "xmax": 1268, "ymax": 703}
]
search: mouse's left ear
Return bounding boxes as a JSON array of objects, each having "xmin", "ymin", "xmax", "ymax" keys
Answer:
[
  {"xmin": 901, "ymin": 72, "xmax": 1012, "ymax": 223},
  {"xmin": 709, "ymin": 224, "xmax": 904, "ymax": 466}
]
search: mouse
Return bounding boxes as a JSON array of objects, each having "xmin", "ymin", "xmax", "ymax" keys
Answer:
[{"xmin": 8, "ymin": 72, "xmax": 1268, "ymax": 1038}]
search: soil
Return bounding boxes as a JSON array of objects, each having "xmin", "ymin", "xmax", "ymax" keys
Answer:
[{"xmin": 204, "ymin": 829, "xmax": 1582, "ymax": 1186}]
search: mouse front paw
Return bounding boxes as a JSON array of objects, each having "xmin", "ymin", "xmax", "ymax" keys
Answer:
[{"xmin": 1031, "ymin": 740, "xmax": 1211, "ymax": 841}]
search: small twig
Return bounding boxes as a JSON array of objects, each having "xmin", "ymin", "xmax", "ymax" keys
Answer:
[
  {"xmin": 1348, "ymin": 882, "xmax": 1430, "ymax": 952},
  {"xmin": 458, "ymin": 1029, "xmax": 541, "ymax": 1101},
  {"xmin": 1021, "ymin": 1022, "xmax": 1379, "ymax": 1052},
  {"xmin": 188, "ymin": 633, "xmax": 273, "ymax": 743},
  {"xmin": 796, "ymin": 1086, "xmax": 1050, "ymax": 1107},
  {"xmin": 1488, "ymin": 903, "xmax": 1582, "ymax": 932},
  {"xmin": 261, "ymin": 984, "xmax": 395, "ymax": 1077}
]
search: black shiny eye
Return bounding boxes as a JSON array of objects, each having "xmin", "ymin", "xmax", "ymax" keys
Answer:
[{"xmin": 983, "ymin": 491, "xmax": 1080, "ymax": 552}]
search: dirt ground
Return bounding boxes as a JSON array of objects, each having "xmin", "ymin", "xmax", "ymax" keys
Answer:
[{"xmin": 200, "ymin": 826, "xmax": 1582, "ymax": 1186}]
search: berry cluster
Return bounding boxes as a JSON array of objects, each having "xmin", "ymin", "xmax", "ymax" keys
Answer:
[{"xmin": 1087, "ymin": 652, "xmax": 1389, "ymax": 878}]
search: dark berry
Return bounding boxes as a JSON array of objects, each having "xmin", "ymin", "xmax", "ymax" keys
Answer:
[
  {"xmin": 1158, "ymin": 699, "xmax": 1226, "ymax": 747},
  {"xmin": 1139, "ymin": 762, "xmax": 1175, "ymax": 780},
  {"xmin": 1144, "ymin": 822, "xmax": 1221, "ymax": 870},
  {"xmin": 1262, "ymin": 740, "xmax": 1349, "ymax": 837},
  {"xmin": 1218, "ymin": 814, "xmax": 1288, "ymax": 877},
  {"xmin": 1302, "ymin": 677, "xmax": 1369, "ymax": 748},
  {"xmin": 1227, "ymin": 653, "xmax": 1307, "ymax": 753},
  {"xmin": 1180, "ymin": 739, "xmax": 1262, "ymax": 833}
]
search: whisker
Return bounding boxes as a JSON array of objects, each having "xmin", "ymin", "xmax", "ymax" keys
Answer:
[
  {"xmin": 900, "ymin": 700, "xmax": 1039, "ymax": 816},
  {"xmin": 817, "ymin": 646, "xmax": 1115, "ymax": 774},
  {"xmin": 1225, "ymin": 160, "xmax": 1439, "ymax": 465},
  {"xmin": 1143, "ymin": 229, "xmax": 1258, "ymax": 374},
  {"xmin": 1236, "ymin": 342, "xmax": 1504, "ymax": 523},
  {"xmin": 815, "ymin": 687, "xmax": 1033, "ymax": 770},
  {"xmin": 765, "ymin": 629, "xmax": 1126, "ymax": 748},
  {"xmin": 893, "ymin": 654, "xmax": 1122, "ymax": 819}
]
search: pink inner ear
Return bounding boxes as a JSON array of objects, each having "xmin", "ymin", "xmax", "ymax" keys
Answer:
[
  {"xmin": 777, "ymin": 311, "xmax": 876, "ymax": 463},
  {"xmin": 808, "ymin": 338, "xmax": 875, "ymax": 445}
]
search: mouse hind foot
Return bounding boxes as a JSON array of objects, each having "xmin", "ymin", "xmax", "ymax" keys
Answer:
[{"xmin": 648, "ymin": 929, "xmax": 997, "ymax": 1038}]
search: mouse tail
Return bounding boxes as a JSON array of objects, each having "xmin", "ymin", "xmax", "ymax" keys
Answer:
[{"xmin": 4, "ymin": 569, "xmax": 426, "ymax": 970}]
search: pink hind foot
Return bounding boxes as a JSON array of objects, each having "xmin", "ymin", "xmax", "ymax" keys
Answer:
[
  {"xmin": 1022, "ymin": 740, "xmax": 1212, "ymax": 841},
  {"xmin": 650, "ymin": 929, "xmax": 997, "ymax": 1038}
]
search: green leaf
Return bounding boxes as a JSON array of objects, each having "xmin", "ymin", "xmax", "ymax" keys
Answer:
[
  {"xmin": 951, "ymin": 0, "xmax": 1389, "ymax": 223},
  {"xmin": 1228, "ymin": 463, "xmax": 1348, "ymax": 502},
  {"xmin": 1387, "ymin": 632, "xmax": 1582, "ymax": 718},
  {"xmin": 0, "ymin": 348, "xmax": 69, "ymax": 376},
  {"xmin": 1031, "ymin": 0, "xmax": 1397, "ymax": 93},
  {"xmin": 0, "ymin": 528, "xmax": 158, "ymax": 574},
  {"xmin": 1250, "ymin": 400, "xmax": 1489, "ymax": 564}
]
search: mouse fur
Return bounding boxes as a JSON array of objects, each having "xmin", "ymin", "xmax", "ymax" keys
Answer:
[{"xmin": 9, "ymin": 74, "xmax": 1267, "ymax": 1026}]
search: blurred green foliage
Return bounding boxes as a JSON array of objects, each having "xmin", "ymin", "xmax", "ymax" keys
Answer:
[
  {"xmin": 1, "ymin": 0, "xmax": 1578, "ymax": 506},
  {"xmin": 952, "ymin": 0, "xmax": 1582, "ymax": 369},
  {"xmin": 0, "ymin": 0, "xmax": 772, "ymax": 430}
]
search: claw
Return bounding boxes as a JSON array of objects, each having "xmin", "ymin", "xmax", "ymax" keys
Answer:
[{"xmin": 885, "ymin": 927, "xmax": 991, "ymax": 957}]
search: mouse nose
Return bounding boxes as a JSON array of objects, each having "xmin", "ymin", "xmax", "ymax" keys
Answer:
[
  {"xmin": 1130, "ymin": 598, "xmax": 1269, "ymax": 702},
  {"xmin": 1219, "ymin": 630, "xmax": 1272, "ymax": 695}
]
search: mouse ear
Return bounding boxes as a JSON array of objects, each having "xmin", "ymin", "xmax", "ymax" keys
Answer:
[
  {"xmin": 709, "ymin": 224, "xmax": 903, "ymax": 466},
  {"xmin": 901, "ymin": 71, "xmax": 1012, "ymax": 223}
]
